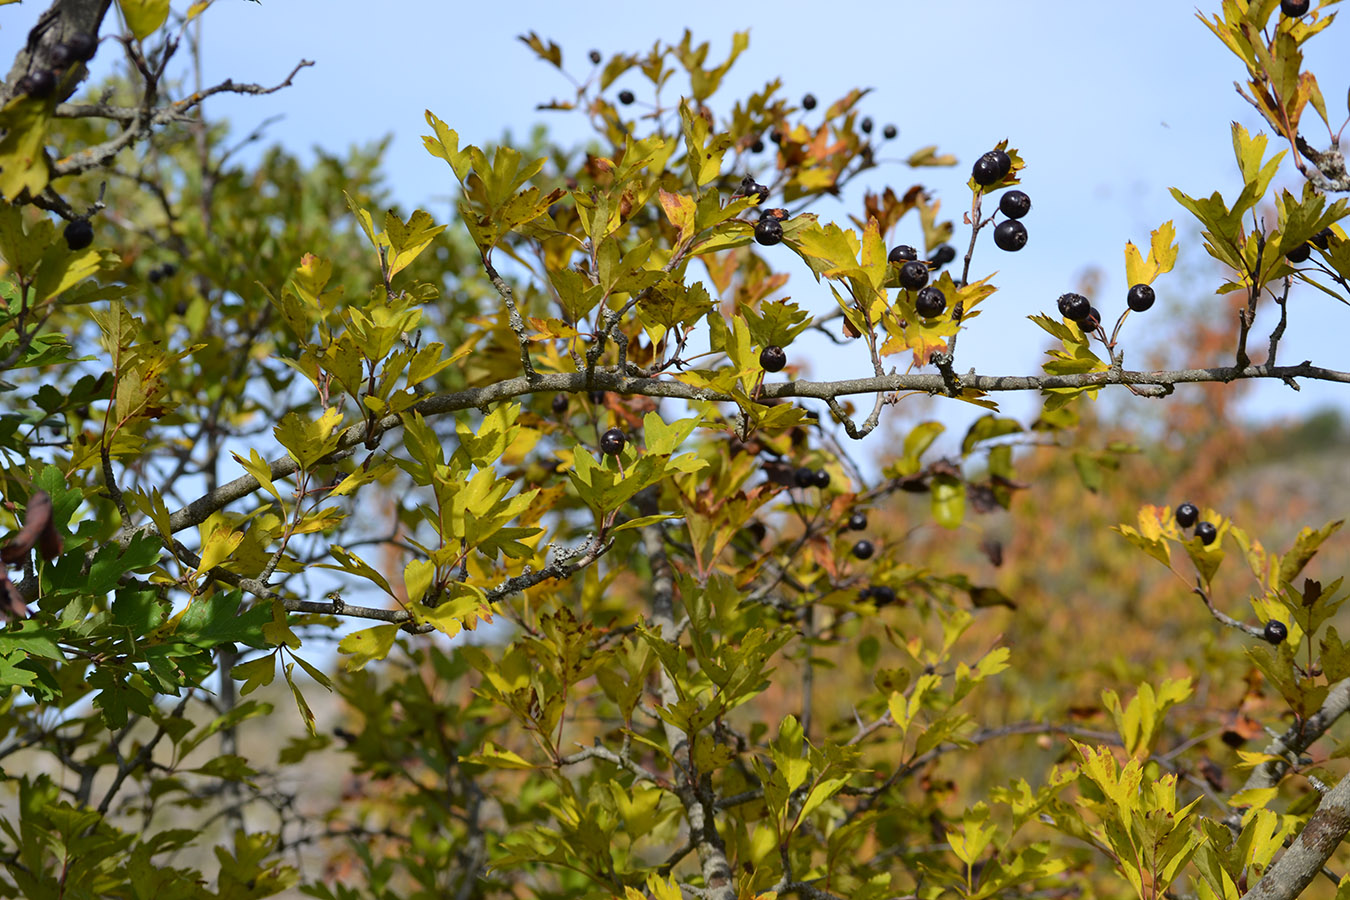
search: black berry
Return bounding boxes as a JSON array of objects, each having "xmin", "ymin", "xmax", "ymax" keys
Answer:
[
  {"xmin": 1195, "ymin": 521, "xmax": 1218, "ymax": 546},
  {"xmin": 148, "ymin": 266, "xmax": 164, "ymax": 284},
  {"xmin": 63, "ymin": 218, "xmax": 93, "ymax": 251},
  {"xmin": 600, "ymin": 428, "xmax": 627, "ymax": 456},
  {"xmin": 993, "ymin": 219, "xmax": 1027, "ymax": 252},
  {"xmin": 882, "ymin": 124, "xmax": 897, "ymax": 140},
  {"xmin": 18, "ymin": 70, "xmax": 56, "ymax": 99},
  {"xmin": 852, "ymin": 539, "xmax": 875, "ymax": 560},
  {"xmin": 1175, "ymin": 502, "xmax": 1199, "ymax": 529},
  {"xmin": 1081, "ymin": 306, "xmax": 1102, "ymax": 332},
  {"xmin": 1057, "ymin": 292, "xmax": 1091, "ymax": 322},
  {"xmin": 794, "ymin": 466, "xmax": 816, "ymax": 488},
  {"xmin": 618, "ymin": 90, "xmax": 635, "ymax": 105},
  {"xmin": 847, "ymin": 512, "xmax": 868, "ymax": 531},
  {"xmin": 915, "ymin": 286, "xmax": 946, "ymax": 318},
  {"xmin": 589, "ymin": 49, "xmax": 602, "ymax": 64},
  {"xmin": 747, "ymin": 521, "xmax": 767, "ymax": 543},
  {"xmin": 802, "ymin": 93, "xmax": 817, "ymax": 111},
  {"xmin": 898, "ymin": 260, "xmax": 929, "ymax": 290},
  {"xmin": 754, "ymin": 216, "xmax": 783, "ymax": 246},
  {"xmin": 740, "ymin": 177, "xmax": 769, "ymax": 204},
  {"xmin": 588, "ymin": 390, "xmax": 606, "ymax": 405},
  {"xmin": 1281, "ymin": 0, "xmax": 1310, "ymax": 14},
  {"xmin": 860, "ymin": 117, "xmax": 874, "ymax": 134},
  {"xmin": 999, "ymin": 190, "xmax": 1031, "ymax": 219},
  {"xmin": 1127, "ymin": 283, "xmax": 1156, "ymax": 312},
  {"xmin": 551, "ymin": 394, "xmax": 569, "ymax": 415},
  {"xmin": 812, "ymin": 469, "xmax": 831, "ymax": 488},
  {"xmin": 870, "ymin": 585, "xmax": 897, "ymax": 606},
  {"xmin": 1311, "ymin": 227, "xmax": 1334, "ymax": 249},
  {"xmin": 750, "ymin": 139, "xmax": 765, "ymax": 154},
  {"xmin": 49, "ymin": 43, "xmax": 78, "ymax": 69},
  {"xmin": 972, "ymin": 149, "xmax": 1011, "ymax": 186},
  {"xmin": 173, "ymin": 300, "xmax": 188, "ymax": 316},
  {"xmin": 64, "ymin": 33, "xmax": 97, "ymax": 62},
  {"xmin": 160, "ymin": 262, "xmax": 177, "ymax": 278},
  {"xmin": 1264, "ymin": 620, "xmax": 1289, "ymax": 644},
  {"xmin": 760, "ymin": 345, "xmax": 787, "ymax": 372},
  {"xmin": 929, "ymin": 244, "xmax": 957, "ymax": 267},
  {"xmin": 889, "ymin": 245, "xmax": 919, "ymax": 264},
  {"xmin": 770, "ymin": 130, "xmax": 784, "ymax": 145},
  {"xmin": 1286, "ymin": 242, "xmax": 1311, "ymax": 263}
]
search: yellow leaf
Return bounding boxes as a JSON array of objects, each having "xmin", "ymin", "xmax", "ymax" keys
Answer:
[
  {"xmin": 337, "ymin": 624, "xmax": 399, "ymax": 671},
  {"xmin": 117, "ymin": 0, "xmax": 171, "ymax": 39}
]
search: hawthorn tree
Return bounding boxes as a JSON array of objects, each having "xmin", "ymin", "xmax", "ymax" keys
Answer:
[{"xmin": 3, "ymin": 1, "xmax": 1350, "ymax": 899}]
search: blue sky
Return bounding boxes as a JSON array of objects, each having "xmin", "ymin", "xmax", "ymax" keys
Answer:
[{"xmin": 6, "ymin": 0, "xmax": 1350, "ymax": 436}]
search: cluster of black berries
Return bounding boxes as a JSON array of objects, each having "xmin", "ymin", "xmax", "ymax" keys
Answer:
[
  {"xmin": 147, "ymin": 262, "xmax": 178, "ymax": 284},
  {"xmin": 793, "ymin": 466, "xmax": 832, "ymax": 490},
  {"xmin": 845, "ymin": 510, "xmax": 875, "ymax": 561},
  {"xmin": 1056, "ymin": 293, "xmax": 1100, "ymax": 331},
  {"xmin": 754, "ymin": 209, "xmax": 786, "ymax": 247},
  {"xmin": 972, "ymin": 147, "xmax": 1032, "ymax": 254},
  {"xmin": 15, "ymin": 33, "xmax": 97, "ymax": 100},
  {"xmin": 1286, "ymin": 227, "xmax": 1336, "ymax": 263},
  {"xmin": 738, "ymin": 174, "xmax": 770, "ymax": 206},
  {"xmin": 887, "ymin": 245, "xmax": 948, "ymax": 319},
  {"xmin": 1174, "ymin": 501, "xmax": 1216, "ymax": 546}
]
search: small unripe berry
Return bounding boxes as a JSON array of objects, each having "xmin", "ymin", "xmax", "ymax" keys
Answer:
[
  {"xmin": 993, "ymin": 219, "xmax": 1027, "ymax": 252},
  {"xmin": 794, "ymin": 466, "xmax": 816, "ymax": 488},
  {"xmin": 1057, "ymin": 292, "xmax": 1091, "ymax": 322},
  {"xmin": 1127, "ymin": 283, "xmax": 1156, "ymax": 312},
  {"xmin": 617, "ymin": 89, "xmax": 635, "ymax": 105},
  {"xmin": 852, "ymin": 539, "xmax": 875, "ymax": 560},
  {"xmin": 1264, "ymin": 620, "xmax": 1288, "ymax": 644},
  {"xmin": 972, "ymin": 149, "xmax": 1011, "ymax": 186},
  {"xmin": 888, "ymin": 245, "xmax": 918, "ymax": 264},
  {"xmin": 898, "ymin": 260, "xmax": 929, "ymax": 290},
  {"xmin": 999, "ymin": 190, "xmax": 1031, "ymax": 219},
  {"xmin": 915, "ymin": 286, "xmax": 946, "ymax": 318},
  {"xmin": 551, "ymin": 394, "xmax": 569, "ymax": 415},
  {"xmin": 929, "ymin": 244, "xmax": 957, "ymax": 267},
  {"xmin": 847, "ymin": 512, "xmax": 868, "ymax": 531},
  {"xmin": 1195, "ymin": 521, "xmax": 1218, "ymax": 546},
  {"xmin": 754, "ymin": 216, "xmax": 783, "ymax": 246},
  {"xmin": 812, "ymin": 469, "xmax": 831, "ymax": 489},
  {"xmin": 760, "ymin": 345, "xmax": 787, "ymax": 372},
  {"xmin": 1175, "ymin": 502, "xmax": 1199, "ymax": 529},
  {"xmin": 801, "ymin": 93, "xmax": 817, "ymax": 110},
  {"xmin": 64, "ymin": 218, "xmax": 93, "ymax": 250},
  {"xmin": 600, "ymin": 428, "xmax": 626, "ymax": 456}
]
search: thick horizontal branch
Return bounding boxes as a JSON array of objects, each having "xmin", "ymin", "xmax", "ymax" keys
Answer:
[{"xmin": 143, "ymin": 359, "xmax": 1350, "ymax": 543}]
